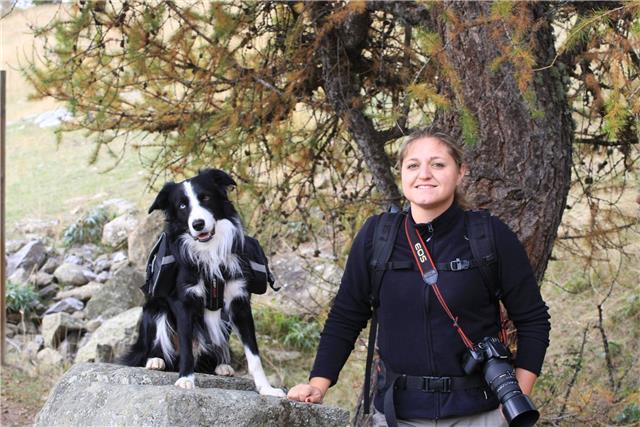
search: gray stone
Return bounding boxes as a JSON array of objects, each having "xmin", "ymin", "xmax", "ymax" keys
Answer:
[
  {"xmin": 102, "ymin": 214, "xmax": 139, "ymax": 248},
  {"xmin": 35, "ymin": 363, "xmax": 349, "ymax": 427},
  {"xmin": 71, "ymin": 311, "xmax": 86, "ymax": 320},
  {"xmin": 40, "ymin": 256, "xmax": 61, "ymax": 274},
  {"xmin": 59, "ymin": 335, "xmax": 81, "ymax": 361},
  {"xmin": 25, "ymin": 335, "xmax": 45, "ymax": 357},
  {"xmin": 41, "ymin": 312, "xmax": 86, "ymax": 348},
  {"xmin": 8, "ymin": 267, "xmax": 29, "ymax": 284},
  {"xmin": 36, "ymin": 348, "xmax": 64, "ymax": 367},
  {"xmin": 32, "ymin": 271, "xmax": 54, "ymax": 288},
  {"xmin": 13, "ymin": 218, "xmax": 59, "ymax": 238},
  {"xmin": 6, "ymin": 239, "xmax": 27, "ymax": 254},
  {"xmin": 38, "ymin": 283, "xmax": 60, "ymax": 300},
  {"xmin": 84, "ymin": 266, "xmax": 144, "ymax": 320},
  {"xmin": 93, "ymin": 254, "xmax": 111, "ymax": 272},
  {"xmin": 44, "ymin": 298, "xmax": 84, "ymax": 315},
  {"xmin": 53, "ymin": 263, "xmax": 90, "ymax": 286},
  {"xmin": 63, "ymin": 254, "xmax": 83, "ymax": 265},
  {"xmin": 55, "ymin": 281, "xmax": 102, "ymax": 302},
  {"xmin": 85, "ymin": 318, "xmax": 102, "ymax": 332},
  {"xmin": 100, "ymin": 198, "xmax": 138, "ymax": 216},
  {"xmin": 110, "ymin": 250, "xmax": 129, "ymax": 271},
  {"xmin": 6, "ymin": 323, "xmax": 18, "ymax": 337},
  {"xmin": 128, "ymin": 210, "xmax": 165, "ymax": 270},
  {"xmin": 7, "ymin": 239, "xmax": 47, "ymax": 277},
  {"xmin": 66, "ymin": 244, "xmax": 100, "ymax": 265},
  {"xmin": 75, "ymin": 307, "xmax": 142, "ymax": 363},
  {"xmin": 95, "ymin": 271, "xmax": 111, "ymax": 283}
]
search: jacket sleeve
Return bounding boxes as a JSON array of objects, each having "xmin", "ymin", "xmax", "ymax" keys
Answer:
[
  {"xmin": 492, "ymin": 217, "xmax": 551, "ymax": 376},
  {"xmin": 309, "ymin": 216, "xmax": 376, "ymax": 386}
]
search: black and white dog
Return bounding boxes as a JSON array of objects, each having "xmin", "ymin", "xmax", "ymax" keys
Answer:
[{"xmin": 122, "ymin": 168, "xmax": 284, "ymax": 397}]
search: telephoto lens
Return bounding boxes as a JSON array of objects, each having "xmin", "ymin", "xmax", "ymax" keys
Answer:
[
  {"xmin": 483, "ymin": 357, "xmax": 539, "ymax": 427},
  {"xmin": 461, "ymin": 337, "xmax": 540, "ymax": 427}
]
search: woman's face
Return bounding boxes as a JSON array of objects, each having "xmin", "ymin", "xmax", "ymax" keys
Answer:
[{"xmin": 400, "ymin": 137, "xmax": 465, "ymax": 216}]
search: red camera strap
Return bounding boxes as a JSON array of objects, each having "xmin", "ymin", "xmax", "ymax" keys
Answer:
[{"xmin": 403, "ymin": 216, "xmax": 475, "ymax": 349}]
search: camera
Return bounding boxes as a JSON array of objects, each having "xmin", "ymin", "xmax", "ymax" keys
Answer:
[{"xmin": 461, "ymin": 337, "xmax": 540, "ymax": 427}]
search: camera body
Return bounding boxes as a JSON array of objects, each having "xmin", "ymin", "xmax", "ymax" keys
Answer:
[{"xmin": 462, "ymin": 337, "xmax": 540, "ymax": 427}]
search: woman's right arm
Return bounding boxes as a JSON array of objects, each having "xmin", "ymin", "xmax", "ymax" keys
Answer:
[{"xmin": 287, "ymin": 217, "xmax": 377, "ymax": 402}]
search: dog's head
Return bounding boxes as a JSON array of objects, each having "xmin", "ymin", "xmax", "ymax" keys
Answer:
[{"xmin": 149, "ymin": 168, "xmax": 239, "ymax": 242}]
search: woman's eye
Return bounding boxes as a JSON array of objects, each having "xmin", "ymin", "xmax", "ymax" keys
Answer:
[
  {"xmin": 432, "ymin": 162, "xmax": 445, "ymax": 168},
  {"xmin": 407, "ymin": 163, "xmax": 418, "ymax": 169}
]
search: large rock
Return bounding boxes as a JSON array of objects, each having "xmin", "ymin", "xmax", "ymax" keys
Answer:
[
  {"xmin": 55, "ymin": 281, "xmax": 102, "ymax": 302},
  {"xmin": 35, "ymin": 363, "xmax": 349, "ymax": 427},
  {"xmin": 100, "ymin": 198, "xmax": 138, "ymax": 216},
  {"xmin": 41, "ymin": 312, "xmax": 85, "ymax": 348},
  {"xmin": 36, "ymin": 348, "xmax": 64, "ymax": 367},
  {"xmin": 53, "ymin": 263, "xmax": 91, "ymax": 287},
  {"xmin": 84, "ymin": 266, "xmax": 145, "ymax": 320},
  {"xmin": 44, "ymin": 298, "xmax": 84, "ymax": 315},
  {"xmin": 75, "ymin": 307, "xmax": 142, "ymax": 363},
  {"xmin": 6, "ymin": 239, "xmax": 47, "ymax": 277},
  {"xmin": 128, "ymin": 210, "xmax": 165, "ymax": 269},
  {"xmin": 102, "ymin": 214, "xmax": 139, "ymax": 248}
]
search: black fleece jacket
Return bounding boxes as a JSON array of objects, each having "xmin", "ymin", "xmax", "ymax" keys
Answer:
[{"xmin": 310, "ymin": 203, "xmax": 551, "ymax": 420}]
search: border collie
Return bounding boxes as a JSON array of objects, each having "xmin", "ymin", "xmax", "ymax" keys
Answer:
[{"xmin": 122, "ymin": 168, "xmax": 284, "ymax": 397}]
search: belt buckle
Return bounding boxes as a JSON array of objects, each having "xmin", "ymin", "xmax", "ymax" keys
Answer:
[
  {"xmin": 450, "ymin": 258, "xmax": 469, "ymax": 271},
  {"xmin": 424, "ymin": 377, "xmax": 452, "ymax": 393}
]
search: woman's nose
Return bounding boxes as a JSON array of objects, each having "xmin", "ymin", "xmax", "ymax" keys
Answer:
[{"xmin": 418, "ymin": 164, "xmax": 432, "ymax": 179}]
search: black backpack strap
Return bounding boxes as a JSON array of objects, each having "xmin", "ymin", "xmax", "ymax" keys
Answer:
[
  {"xmin": 363, "ymin": 211, "xmax": 404, "ymax": 415},
  {"xmin": 464, "ymin": 210, "xmax": 500, "ymax": 302}
]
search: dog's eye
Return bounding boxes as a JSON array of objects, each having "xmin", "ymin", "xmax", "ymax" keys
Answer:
[
  {"xmin": 200, "ymin": 195, "xmax": 210, "ymax": 202},
  {"xmin": 179, "ymin": 203, "xmax": 187, "ymax": 209}
]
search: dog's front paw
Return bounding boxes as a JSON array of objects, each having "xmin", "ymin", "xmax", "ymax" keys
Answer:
[
  {"xmin": 258, "ymin": 386, "xmax": 286, "ymax": 398},
  {"xmin": 145, "ymin": 357, "xmax": 166, "ymax": 370},
  {"xmin": 215, "ymin": 364, "xmax": 235, "ymax": 376},
  {"xmin": 175, "ymin": 375, "xmax": 195, "ymax": 389}
]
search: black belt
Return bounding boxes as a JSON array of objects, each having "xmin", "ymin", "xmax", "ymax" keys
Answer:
[{"xmin": 380, "ymin": 363, "xmax": 485, "ymax": 427}]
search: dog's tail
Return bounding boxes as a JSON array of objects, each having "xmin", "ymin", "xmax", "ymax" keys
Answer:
[{"xmin": 117, "ymin": 299, "xmax": 172, "ymax": 367}]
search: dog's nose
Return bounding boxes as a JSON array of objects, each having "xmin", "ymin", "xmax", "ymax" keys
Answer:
[{"xmin": 192, "ymin": 219, "xmax": 205, "ymax": 231}]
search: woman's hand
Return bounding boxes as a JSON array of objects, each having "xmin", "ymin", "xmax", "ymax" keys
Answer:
[
  {"xmin": 287, "ymin": 383, "xmax": 325, "ymax": 403},
  {"xmin": 287, "ymin": 377, "xmax": 331, "ymax": 403}
]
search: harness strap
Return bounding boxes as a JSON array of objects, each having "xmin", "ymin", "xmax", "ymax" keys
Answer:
[{"xmin": 380, "ymin": 360, "xmax": 485, "ymax": 427}]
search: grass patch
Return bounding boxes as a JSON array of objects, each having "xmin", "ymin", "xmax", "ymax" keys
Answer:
[{"xmin": 5, "ymin": 122, "xmax": 156, "ymax": 239}]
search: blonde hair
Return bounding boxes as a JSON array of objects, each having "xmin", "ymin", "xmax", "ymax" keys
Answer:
[{"xmin": 397, "ymin": 129, "xmax": 472, "ymax": 210}]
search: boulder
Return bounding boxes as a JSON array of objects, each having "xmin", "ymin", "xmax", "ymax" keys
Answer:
[
  {"xmin": 75, "ymin": 307, "xmax": 142, "ymax": 363},
  {"xmin": 13, "ymin": 218, "xmax": 59, "ymax": 238},
  {"xmin": 93, "ymin": 254, "xmax": 111, "ymax": 272},
  {"xmin": 128, "ymin": 210, "xmax": 165, "ymax": 269},
  {"xmin": 100, "ymin": 198, "xmax": 138, "ymax": 216},
  {"xmin": 40, "ymin": 256, "xmax": 61, "ymax": 274},
  {"xmin": 5, "ymin": 239, "xmax": 27, "ymax": 254},
  {"xmin": 55, "ymin": 282, "xmax": 102, "ymax": 302},
  {"xmin": 6, "ymin": 239, "xmax": 47, "ymax": 276},
  {"xmin": 25, "ymin": 335, "xmax": 45, "ymax": 358},
  {"xmin": 110, "ymin": 251, "xmax": 129, "ymax": 272},
  {"xmin": 41, "ymin": 312, "xmax": 85, "ymax": 348},
  {"xmin": 32, "ymin": 271, "xmax": 54, "ymax": 288},
  {"xmin": 35, "ymin": 363, "xmax": 349, "ymax": 427},
  {"xmin": 53, "ymin": 263, "xmax": 91, "ymax": 287},
  {"xmin": 36, "ymin": 348, "xmax": 64, "ymax": 367},
  {"xmin": 8, "ymin": 267, "xmax": 29, "ymax": 285},
  {"xmin": 95, "ymin": 271, "xmax": 111, "ymax": 283},
  {"xmin": 102, "ymin": 214, "xmax": 139, "ymax": 248},
  {"xmin": 84, "ymin": 266, "xmax": 144, "ymax": 320},
  {"xmin": 44, "ymin": 298, "xmax": 84, "ymax": 315},
  {"xmin": 38, "ymin": 283, "xmax": 60, "ymax": 300}
]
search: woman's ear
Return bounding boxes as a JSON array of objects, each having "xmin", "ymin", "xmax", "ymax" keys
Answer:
[{"xmin": 457, "ymin": 164, "xmax": 467, "ymax": 185}]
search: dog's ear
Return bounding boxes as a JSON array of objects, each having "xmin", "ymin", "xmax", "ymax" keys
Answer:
[
  {"xmin": 200, "ymin": 168, "xmax": 236, "ymax": 192},
  {"xmin": 148, "ymin": 182, "xmax": 176, "ymax": 213}
]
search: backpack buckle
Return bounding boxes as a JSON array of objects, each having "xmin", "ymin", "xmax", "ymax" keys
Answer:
[{"xmin": 450, "ymin": 258, "xmax": 469, "ymax": 271}]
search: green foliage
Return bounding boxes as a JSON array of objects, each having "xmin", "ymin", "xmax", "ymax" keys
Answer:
[
  {"xmin": 253, "ymin": 307, "xmax": 321, "ymax": 352},
  {"xmin": 460, "ymin": 107, "xmax": 478, "ymax": 147},
  {"xmin": 62, "ymin": 207, "xmax": 114, "ymax": 247},
  {"xmin": 615, "ymin": 403, "xmax": 640, "ymax": 425},
  {"xmin": 564, "ymin": 273, "xmax": 590, "ymax": 294},
  {"xmin": 6, "ymin": 282, "xmax": 40, "ymax": 314}
]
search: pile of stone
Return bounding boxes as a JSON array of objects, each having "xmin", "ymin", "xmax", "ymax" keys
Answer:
[{"xmin": 4, "ymin": 199, "xmax": 164, "ymax": 367}]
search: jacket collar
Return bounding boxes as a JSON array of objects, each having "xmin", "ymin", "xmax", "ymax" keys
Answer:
[{"xmin": 409, "ymin": 202, "xmax": 463, "ymax": 238}]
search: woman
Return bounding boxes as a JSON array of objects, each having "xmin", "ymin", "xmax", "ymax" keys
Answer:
[{"xmin": 288, "ymin": 130, "xmax": 551, "ymax": 426}]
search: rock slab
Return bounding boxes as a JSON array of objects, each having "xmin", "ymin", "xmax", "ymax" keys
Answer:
[{"xmin": 36, "ymin": 363, "xmax": 350, "ymax": 427}]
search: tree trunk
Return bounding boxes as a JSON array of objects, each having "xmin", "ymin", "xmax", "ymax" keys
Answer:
[{"xmin": 352, "ymin": 3, "xmax": 572, "ymax": 424}]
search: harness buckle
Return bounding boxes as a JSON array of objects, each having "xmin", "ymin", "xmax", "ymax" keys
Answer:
[
  {"xmin": 449, "ymin": 258, "xmax": 470, "ymax": 271},
  {"xmin": 423, "ymin": 376, "xmax": 452, "ymax": 393}
]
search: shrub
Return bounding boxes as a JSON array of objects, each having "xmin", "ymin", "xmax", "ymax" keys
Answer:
[
  {"xmin": 253, "ymin": 307, "xmax": 321, "ymax": 352},
  {"xmin": 6, "ymin": 282, "xmax": 40, "ymax": 314},
  {"xmin": 615, "ymin": 403, "xmax": 640, "ymax": 425},
  {"xmin": 62, "ymin": 207, "xmax": 113, "ymax": 247}
]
